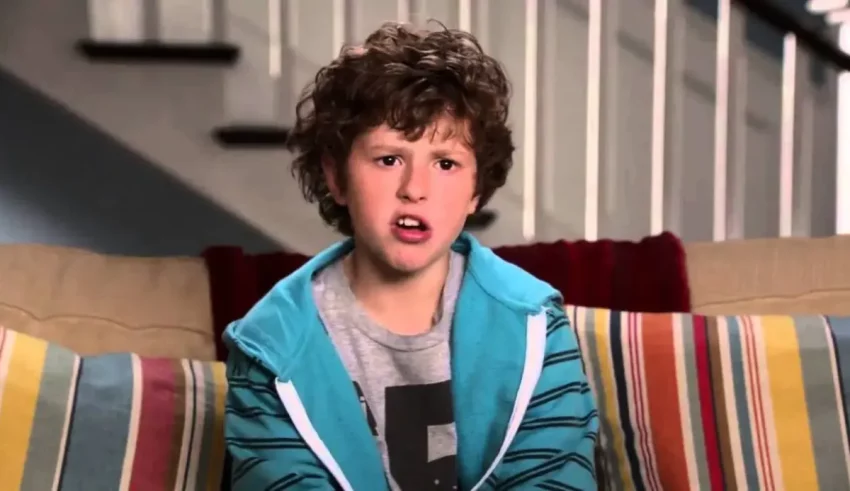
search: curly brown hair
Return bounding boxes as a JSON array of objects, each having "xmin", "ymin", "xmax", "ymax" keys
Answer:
[{"xmin": 286, "ymin": 22, "xmax": 515, "ymax": 236}]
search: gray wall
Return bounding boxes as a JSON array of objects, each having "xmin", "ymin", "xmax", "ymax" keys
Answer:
[{"xmin": 0, "ymin": 69, "xmax": 280, "ymax": 256}]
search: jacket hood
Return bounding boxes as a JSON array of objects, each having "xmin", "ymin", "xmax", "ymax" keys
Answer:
[{"xmin": 223, "ymin": 232, "xmax": 560, "ymax": 377}]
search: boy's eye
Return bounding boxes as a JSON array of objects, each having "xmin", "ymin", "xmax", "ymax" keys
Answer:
[
  {"xmin": 378, "ymin": 156, "xmax": 399, "ymax": 166},
  {"xmin": 437, "ymin": 159, "xmax": 457, "ymax": 171}
]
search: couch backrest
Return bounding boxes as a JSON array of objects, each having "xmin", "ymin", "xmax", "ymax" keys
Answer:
[
  {"xmin": 686, "ymin": 234, "xmax": 850, "ymax": 315},
  {"xmin": 2, "ymin": 234, "xmax": 849, "ymax": 360},
  {"xmin": 0, "ymin": 243, "xmax": 216, "ymax": 360}
]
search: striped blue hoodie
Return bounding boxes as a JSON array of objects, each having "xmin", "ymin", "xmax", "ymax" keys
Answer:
[{"xmin": 223, "ymin": 232, "xmax": 599, "ymax": 490}]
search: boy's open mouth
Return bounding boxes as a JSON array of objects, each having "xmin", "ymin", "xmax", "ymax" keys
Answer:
[
  {"xmin": 394, "ymin": 215, "xmax": 429, "ymax": 231},
  {"xmin": 391, "ymin": 214, "xmax": 432, "ymax": 244}
]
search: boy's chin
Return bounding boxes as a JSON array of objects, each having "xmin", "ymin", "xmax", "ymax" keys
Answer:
[{"xmin": 379, "ymin": 245, "xmax": 448, "ymax": 277}]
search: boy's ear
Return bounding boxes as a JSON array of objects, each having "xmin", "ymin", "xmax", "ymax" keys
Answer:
[
  {"xmin": 467, "ymin": 195, "xmax": 480, "ymax": 215},
  {"xmin": 322, "ymin": 157, "xmax": 347, "ymax": 205}
]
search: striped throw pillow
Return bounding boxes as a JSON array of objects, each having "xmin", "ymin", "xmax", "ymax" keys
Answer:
[
  {"xmin": 0, "ymin": 326, "xmax": 227, "ymax": 490},
  {"xmin": 567, "ymin": 306, "xmax": 850, "ymax": 491}
]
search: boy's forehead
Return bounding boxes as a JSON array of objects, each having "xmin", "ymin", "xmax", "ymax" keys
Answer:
[{"xmin": 366, "ymin": 116, "xmax": 471, "ymax": 145}]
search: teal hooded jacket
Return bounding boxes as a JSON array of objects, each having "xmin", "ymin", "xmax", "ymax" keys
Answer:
[{"xmin": 223, "ymin": 233, "xmax": 599, "ymax": 490}]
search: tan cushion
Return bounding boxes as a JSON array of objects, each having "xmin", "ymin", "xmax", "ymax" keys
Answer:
[
  {"xmin": 0, "ymin": 243, "xmax": 215, "ymax": 360},
  {"xmin": 686, "ymin": 235, "xmax": 850, "ymax": 315}
]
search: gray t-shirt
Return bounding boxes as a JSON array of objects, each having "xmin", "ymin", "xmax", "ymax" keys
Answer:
[{"xmin": 312, "ymin": 251, "xmax": 465, "ymax": 491}]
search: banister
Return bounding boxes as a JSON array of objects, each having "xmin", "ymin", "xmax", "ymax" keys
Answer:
[{"xmin": 733, "ymin": 0, "xmax": 850, "ymax": 70}]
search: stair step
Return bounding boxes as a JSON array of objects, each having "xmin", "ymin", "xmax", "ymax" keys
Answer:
[
  {"xmin": 464, "ymin": 210, "xmax": 498, "ymax": 231},
  {"xmin": 213, "ymin": 125, "xmax": 291, "ymax": 148},
  {"xmin": 76, "ymin": 40, "xmax": 239, "ymax": 65}
]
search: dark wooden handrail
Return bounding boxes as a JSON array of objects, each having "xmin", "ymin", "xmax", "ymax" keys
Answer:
[
  {"xmin": 732, "ymin": 0, "xmax": 850, "ymax": 71},
  {"xmin": 76, "ymin": 40, "xmax": 239, "ymax": 65}
]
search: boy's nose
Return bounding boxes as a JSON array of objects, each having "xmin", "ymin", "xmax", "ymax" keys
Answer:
[{"xmin": 398, "ymin": 164, "xmax": 430, "ymax": 202}]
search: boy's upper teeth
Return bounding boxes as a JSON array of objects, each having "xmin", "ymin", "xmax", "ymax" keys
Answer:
[{"xmin": 398, "ymin": 217, "xmax": 421, "ymax": 227}]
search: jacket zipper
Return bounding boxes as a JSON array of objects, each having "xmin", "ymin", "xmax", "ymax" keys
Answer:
[{"xmin": 275, "ymin": 309, "xmax": 548, "ymax": 491}]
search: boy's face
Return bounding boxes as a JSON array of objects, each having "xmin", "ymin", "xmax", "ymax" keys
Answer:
[{"xmin": 324, "ymin": 115, "xmax": 479, "ymax": 276}]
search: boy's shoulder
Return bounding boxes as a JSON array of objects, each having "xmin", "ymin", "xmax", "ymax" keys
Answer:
[
  {"xmin": 222, "ymin": 239, "xmax": 354, "ymax": 374},
  {"xmin": 456, "ymin": 233, "xmax": 562, "ymax": 312}
]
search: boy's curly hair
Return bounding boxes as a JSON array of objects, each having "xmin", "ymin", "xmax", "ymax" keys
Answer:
[{"xmin": 286, "ymin": 22, "xmax": 515, "ymax": 236}]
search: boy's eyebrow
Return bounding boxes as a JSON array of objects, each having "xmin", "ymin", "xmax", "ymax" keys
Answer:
[
  {"xmin": 366, "ymin": 144, "xmax": 472, "ymax": 160},
  {"xmin": 365, "ymin": 144, "xmax": 407, "ymax": 155}
]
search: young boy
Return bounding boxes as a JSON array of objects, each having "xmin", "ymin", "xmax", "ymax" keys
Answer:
[{"xmin": 223, "ymin": 23, "xmax": 599, "ymax": 490}]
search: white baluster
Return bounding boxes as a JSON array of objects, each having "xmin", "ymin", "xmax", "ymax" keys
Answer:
[
  {"xmin": 397, "ymin": 0, "xmax": 411, "ymax": 23},
  {"xmin": 650, "ymin": 0, "xmax": 671, "ymax": 235},
  {"xmin": 333, "ymin": 0, "xmax": 348, "ymax": 54},
  {"xmin": 458, "ymin": 0, "xmax": 472, "ymax": 32},
  {"xmin": 713, "ymin": 0, "xmax": 733, "ymax": 241},
  {"xmin": 269, "ymin": 0, "xmax": 282, "ymax": 78},
  {"xmin": 522, "ymin": 0, "xmax": 539, "ymax": 241},
  {"xmin": 779, "ymin": 33, "xmax": 798, "ymax": 238},
  {"xmin": 584, "ymin": 0, "xmax": 603, "ymax": 241}
]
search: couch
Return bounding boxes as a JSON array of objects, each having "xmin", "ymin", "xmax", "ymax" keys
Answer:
[{"xmin": 1, "ymin": 234, "xmax": 849, "ymax": 489}]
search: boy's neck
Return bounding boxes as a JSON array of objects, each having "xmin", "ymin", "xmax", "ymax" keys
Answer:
[{"xmin": 343, "ymin": 248, "xmax": 451, "ymax": 336}]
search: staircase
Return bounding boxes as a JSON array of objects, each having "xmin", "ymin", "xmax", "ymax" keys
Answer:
[
  {"xmin": 0, "ymin": 0, "xmax": 340, "ymax": 254},
  {"xmin": 0, "ymin": 0, "xmax": 843, "ymax": 254}
]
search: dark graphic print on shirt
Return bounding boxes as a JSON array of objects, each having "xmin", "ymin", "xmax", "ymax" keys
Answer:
[{"xmin": 354, "ymin": 380, "xmax": 458, "ymax": 490}]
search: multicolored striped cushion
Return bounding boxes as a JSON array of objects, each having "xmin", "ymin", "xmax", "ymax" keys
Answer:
[
  {"xmin": 0, "ymin": 326, "xmax": 227, "ymax": 490},
  {"xmin": 567, "ymin": 306, "xmax": 850, "ymax": 490}
]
